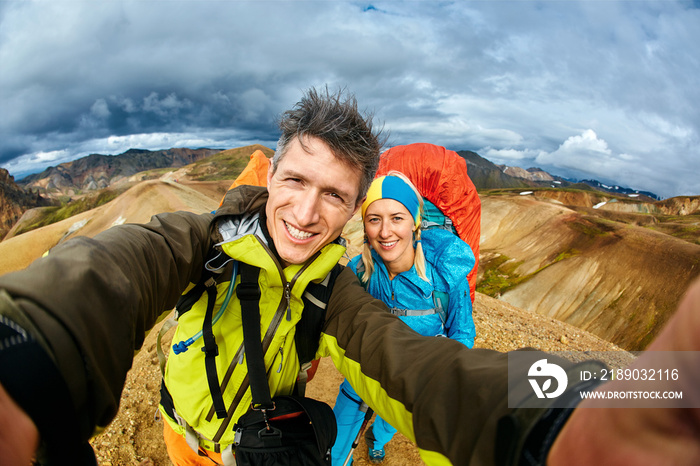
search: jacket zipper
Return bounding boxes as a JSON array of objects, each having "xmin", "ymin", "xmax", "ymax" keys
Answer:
[
  {"xmin": 257, "ymin": 239, "xmax": 320, "ymax": 350},
  {"xmin": 285, "ymin": 283, "xmax": 292, "ymax": 321}
]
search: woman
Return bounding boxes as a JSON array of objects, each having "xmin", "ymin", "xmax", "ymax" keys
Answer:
[{"xmin": 332, "ymin": 172, "xmax": 476, "ymax": 465}]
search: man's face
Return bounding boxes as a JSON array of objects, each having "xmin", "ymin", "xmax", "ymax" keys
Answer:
[{"xmin": 266, "ymin": 136, "xmax": 363, "ymax": 266}]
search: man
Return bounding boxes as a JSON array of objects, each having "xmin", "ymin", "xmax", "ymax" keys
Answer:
[
  {"xmin": 1, "ymin": 87, "xmax": 699, "ymax": 465},
  {"xmin": 0, "ymin": 87, "xmax": 385, "ymax": 465}
]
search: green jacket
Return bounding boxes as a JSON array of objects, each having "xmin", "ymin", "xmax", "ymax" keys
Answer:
[
  {"xmin": 0, "ymin": 185, "xmax": 572, "ymax": 465},
  {"xmin": 161, "ymin": 188, "xmax": 347, "ymax": 452}
]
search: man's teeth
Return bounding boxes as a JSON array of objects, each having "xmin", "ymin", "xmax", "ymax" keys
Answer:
[
  {"xmin": 380, "ymin": 241, "xmax": 397, "ymax": 247},
  {"xmin": 286, "ymin": 222, "xmax": 313, "ymax": 240}
]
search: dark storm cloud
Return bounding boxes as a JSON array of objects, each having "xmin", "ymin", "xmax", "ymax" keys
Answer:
[{"xmin": 1, "ymin": 1, "xmax": 698, "ymax": 198}]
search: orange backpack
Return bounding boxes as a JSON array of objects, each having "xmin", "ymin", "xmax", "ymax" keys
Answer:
[
  {"xmin": 376, "ymin": 143, "xmax": 481, "ymax": 304},
  {"xmin": 217, "ymin": 149, "xmax": 271, "ymax": 208}
]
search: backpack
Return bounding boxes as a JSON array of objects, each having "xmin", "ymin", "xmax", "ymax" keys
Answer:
[
  {"xmin": 376, "ymin": 143, "xmax": 481, "ymax": 303},
  {"xmin": 157, "ymin": 257, "xmax": 343, "ymax": 420},
  {"xmin": 156, "ymin": 257, "xmax": 342, "ymax": 465},
  {"xmin": 422, "ymin": 199, "xmax": 457, "ymax": 235},
  {"xmin": 217, "ymin": 149, "xmax": 271, "ymax": 209}
]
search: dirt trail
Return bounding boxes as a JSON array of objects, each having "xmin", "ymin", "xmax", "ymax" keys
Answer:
[{"xmin": 0, "ymin": 180, "xmax": 228, "ymax": 274}]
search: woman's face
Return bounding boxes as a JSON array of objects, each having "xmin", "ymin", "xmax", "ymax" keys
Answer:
[{"xmin": 364, "ymin": 198, "xmax": 416, "ymax": 277}]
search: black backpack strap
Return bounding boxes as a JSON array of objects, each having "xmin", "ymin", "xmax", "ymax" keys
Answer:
[
  {"xmin": 237, "ymin": 262, "xmax": 273, "ymax": 410},
  {"xmin": 296, "ymin": 263, "xmax": 344, "ymax": 365},
  {"xmin": 175, "ymin": 270, "xmax": 214, "ymax": 318},
  {"xmin": 201, "ymin": 274, "xmax": 227, "ymax": 419},
  {"xmin": 175, "ymin": 251, "xmax": 231, "ymax": 319},
  {"xmin": 162, "ymin": 250, "xmax": 234, "ymax": 419}
]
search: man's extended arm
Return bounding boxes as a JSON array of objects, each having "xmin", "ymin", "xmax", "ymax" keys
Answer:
[
  {"xmin": 322, "ymin": 268, "xmax": 700, "ymax": 465},
  {"xmin": 548, "ymin": 276, "xmax": 700, "ymax": 466},
  {"xmin": 320, "ymin": 268, "xmax": 515, "ymax": 464},
  {"xmin": 0, "ymin": 210, "xmax": 213, "ymax": 462}
]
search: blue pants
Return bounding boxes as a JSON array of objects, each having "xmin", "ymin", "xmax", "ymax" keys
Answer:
[{"xmin": 331, "ymin": 379, "xmax": 397, "ymax": 465}]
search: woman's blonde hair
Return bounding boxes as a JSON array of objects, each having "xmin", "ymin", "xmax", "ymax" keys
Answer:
[{"xmin": 360, "ymin": 170, "xmax": 428, "ymax": 283}]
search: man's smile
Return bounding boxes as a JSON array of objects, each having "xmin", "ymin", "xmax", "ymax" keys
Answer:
[{"xmin": 284, "ymin": 221, "xmax": 315, "ymax": 241}]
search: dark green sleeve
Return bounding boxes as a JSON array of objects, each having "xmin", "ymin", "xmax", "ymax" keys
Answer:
[
  {"xmin": 0, "ymin": 210, "xmax": 213, "ymax": 459},
  {"xmin": 322, "ymin": 267, "xmax": 605, "ymax": 465},
  {"xmin": 322, "ymin": 268, "xmax": 513, "ymax": 462}
]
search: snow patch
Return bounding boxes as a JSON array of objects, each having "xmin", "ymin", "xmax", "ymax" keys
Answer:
[
  {"xmin": 67, "ymin": 219, "xmax": 88, "ymax": 234},
  {"xmin": 112, "ymin": 216, "xmax": 127, "ymax": 227},
  {"xmin": 593, "ymin": 201, "xmax": 607, "ymax": 209},
  {"xmin": 519, "ymin": 191, "xmax": 533, "ymax": 196}
]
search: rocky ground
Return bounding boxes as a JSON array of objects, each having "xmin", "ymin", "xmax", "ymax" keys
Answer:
[{"xmin": 89, "ymin": 292, "xmax": 628, "ymax": 466}]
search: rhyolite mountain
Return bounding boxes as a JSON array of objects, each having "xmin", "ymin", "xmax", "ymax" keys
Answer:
[
  {"xmin": 18, "ymin": 147, "xmax": 220, "ymax": 197},
  {"xmin": 459, "ymin": 149, "xmax": 659, "ymax": 200},
  {"xmin": 0, "ymin": 168, "xmax": 54, "ymax": 240},
  {"xmin": 0, "ymin": 146, "xmax": 673, "ymax": 242},
  {"xmin": 15, "ymin": 145, "xmax": 661, "ymax": 201}
]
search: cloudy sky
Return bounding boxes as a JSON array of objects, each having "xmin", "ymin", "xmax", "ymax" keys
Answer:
[{"xmin": 1, "ymin": 1, "xmax": 698, "ymax": 199}]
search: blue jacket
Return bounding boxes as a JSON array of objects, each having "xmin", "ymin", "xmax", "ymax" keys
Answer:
[{"xmin": 348, "ymin": 228, "xmax": 475, "ymax": 347}]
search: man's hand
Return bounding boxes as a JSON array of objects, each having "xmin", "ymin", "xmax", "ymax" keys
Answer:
[
  {"xmin": 0, "ymin": 381, "xmax": 38, "ymax": 465},
  {"xmin": 548, "ymin": 277, "xmax": 700, "ymax": 465}
]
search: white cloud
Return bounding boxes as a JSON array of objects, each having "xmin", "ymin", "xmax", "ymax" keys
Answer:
[
  {"xmin": 2, "ymin": 149, "xmax": 73, "ymax": 177},
  {"xmin": 539, "ymin": 130, "xmax": 612, "ymax": 167},
  {"xmin": 532, "ymin": 130, "xmax": 639, "ymax": 179},
  {"xmin": 481, "ymin": 147, "xmax": 545, "ymax": 163},
  {"xmin": 101, "ymin": 131, "xmax": 237, "ymax": 153}
]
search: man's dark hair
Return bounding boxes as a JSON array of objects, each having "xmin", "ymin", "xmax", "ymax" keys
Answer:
[{"xmin": 274, "ymin": 86, "xmax": 384, "ymax": 201}]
